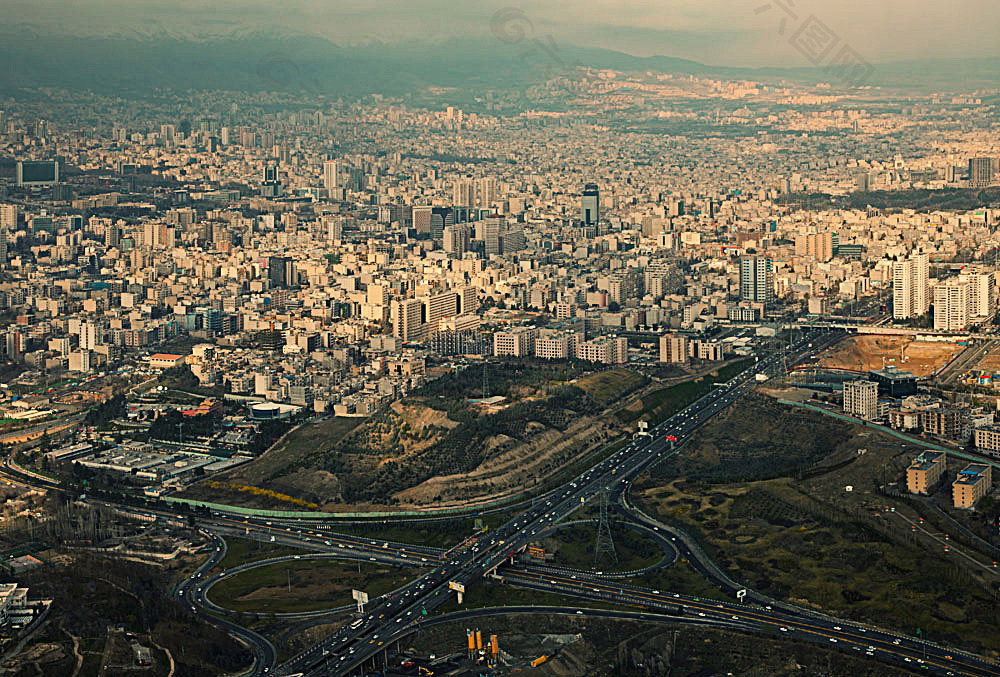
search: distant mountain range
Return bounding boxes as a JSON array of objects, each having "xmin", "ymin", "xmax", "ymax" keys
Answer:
[{"xmin": 0, "ymin": 23, "xmax": 997, "ymax": 97}]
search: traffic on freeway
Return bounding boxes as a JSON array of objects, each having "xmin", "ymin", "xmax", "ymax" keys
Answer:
[{"xmin": 274, "ymin": 327, "xmax": 997, "ymax": 677}]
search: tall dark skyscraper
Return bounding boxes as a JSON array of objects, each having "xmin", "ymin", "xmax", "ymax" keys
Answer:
[
  {"xmin": 581, "ymin": 183, "xmax": 599, "ymax": 226},
  {"xmin": 268, "ymin": 255, "xmax": 291, "ymax": 288},
  {"xmin": 968, "ymin": 157, "xmax": 996, "ymax": 188}
]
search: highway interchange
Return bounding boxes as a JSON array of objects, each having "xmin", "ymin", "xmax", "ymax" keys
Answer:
[{"xmin": 5, "ymin": 326, "xmax": 1000, "ymax": 676}]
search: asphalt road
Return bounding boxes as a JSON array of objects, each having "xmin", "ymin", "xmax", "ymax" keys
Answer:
[{"xmin": 278, "ymin": 329, "xmax": 923, "ymax": 677}]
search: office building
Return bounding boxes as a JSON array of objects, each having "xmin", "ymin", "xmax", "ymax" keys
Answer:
[
  {"xmin": 581, "ymin": 183, "xmax": 599, "ymax": 226},
  {"xmin": 268, "ymin": 256, "xmax": 293, "ymax": 288},
  {"xmin": 868, "ymin": 366, "xmax": 918, "ymax": 397},
  {"xmin": 16, "ymin": 160, "xmax": 59, "ymax": 186},
  {"xmin": 483, "ymin": 216, "xmax": 503, "ymax": 257}
]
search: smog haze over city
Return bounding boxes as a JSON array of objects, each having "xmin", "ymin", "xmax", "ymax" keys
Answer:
[{"xmin": 1, "ymin": 0, "xmax": 1000, "ymax": 675}]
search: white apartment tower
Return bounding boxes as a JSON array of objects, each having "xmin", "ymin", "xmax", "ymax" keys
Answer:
[
  {"xmin": 843, "ymin": 380, "xmax": 879, "ymax": 420},
  {"xmin": 933, "ymin": 280, "xmax": 971, "ymax": 331},
  {"xmin": 958, "ymin": 270, "xmax": 996, "ymax": 319},
  {"xmin": 323, "ymin": 160, "xmax": 340, "ymax": 191},
  {"xmin": 892, "ymin": 252, "xmax": 929, "ymax": 320}
]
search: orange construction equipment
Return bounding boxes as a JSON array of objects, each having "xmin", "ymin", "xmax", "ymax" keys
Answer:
[
  {"xmin": 467, "ymin": 630, "xmax": 475, "ymax": 655},
  {"xmin": 475, "ymin": 630, "xmax": 483, "ymax": 651},
  {"xmin": 530, "ymin": 655, "xmax": 548, "ymax": 668},
  {"xmin": 490, "ymin": 635, "xmax": 499, "ymax": 656}
]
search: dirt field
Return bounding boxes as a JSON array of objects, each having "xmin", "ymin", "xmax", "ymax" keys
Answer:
[
  {"xmin": 973, "ymin": 344, "xmax": 1000, "ymax": 374},
  {"xmin": 817, "ymin": 334, "xmax": 962, "ymax": 377}
]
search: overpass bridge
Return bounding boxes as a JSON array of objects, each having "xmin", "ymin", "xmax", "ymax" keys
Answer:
[{"xmin": 786, "ymin": 322, "xmax": 989, "ymax": 341}]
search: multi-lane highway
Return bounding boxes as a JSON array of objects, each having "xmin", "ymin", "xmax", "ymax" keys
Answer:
[
  {"xmin": 276, "ymin": 329, "xmax": 902, "ymax": 677},
  {"xmin": 8, "ymin": 326, "xmax": 998, "ymax": 676}
]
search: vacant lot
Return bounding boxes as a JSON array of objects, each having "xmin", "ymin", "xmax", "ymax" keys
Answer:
[
  {"xmin": 210, "ymin": 558, "xmax": 419, "ymax": 614},
  {"xmin": 973, "ymin": 343, "xmax": 1000, "ymax": 374},
  {"xmin": 818, "ymin": 334, "xmax": 961, "ymax": 377}
]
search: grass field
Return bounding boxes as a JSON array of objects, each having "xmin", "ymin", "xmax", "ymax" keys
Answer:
[
  {"xmin": 634, "ymin": 393, "xmax": 1000, "ymax": 656},
  {"xmin": 618, "ymin": 359, "xmax": 751, "ymax": 426},
  {"xmin": 574, "ymin": 368, "xmax": 647, "ymax": 406},
  {"xmin": 210, "ymin": 558, "xmax": 419, "ymax": 614},
  {"xmin": 649, "ymin": 393, "xmax": 871, "ymax": 483},
  {"xmin": 218, "ymin": 538, "xmax": 304, "ymax": 570},
  {"xmin": 544, "ymin": 523, "xmax": 664, "ymax": 572}
]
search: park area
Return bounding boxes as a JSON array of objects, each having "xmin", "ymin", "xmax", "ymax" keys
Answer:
[{"xmin": 816, "ymin": 334, "xmax": 962, "ymax": 377}]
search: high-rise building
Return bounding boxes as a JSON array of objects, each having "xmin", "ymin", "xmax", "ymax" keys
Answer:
[
  {"xmin": 968, "ymin": 157, "xmax": 996, "ymax": 188},
  {"xmin": 323, "ymin": 160, "xmax": 340, "ymax": 191},
  {"xmin": 268, "ymin": 256, "xmax": 293, "ymax": 288},
  {"xmin": 483, "ymin": 216, "xmax": 503, "ymax": 257},
  {"xmin": 581, "ymin": 183, "xmax": 599, "ymax": 225},
  {"xmin": 659, "ymin": 334, "xmax": 688, "ymax": 364},
  {"xmin": 843, "ymin": 379, "xmax": 879, "ymax": 420},
  {"xmin": 393, "ymin": 298, "xmax": 424, "ymax": 342},
  {"xmin": 933, "ymin": 280, "xmax": 971, "ymax": 331},
  {"xmin": 739, "ymin": 256, "xmax": 774, "ymax": 305},
  {"xmin": 892, "ymin": 253, "xmax": 929, "ymax": 320},
  {"xmin": 958, "ymin": 270, "xmax": 996, "ymax": 318},
  {"xmin": 421, "ymin": 291, "xmax": 459, "ymax": 336},
  {"xmin": 454, "ymin": 178, "xmax": 474, "ymax": 207},
  {"xmin": 794, "ymin": 232, "xmax": 833, "ymax": 262},
  {"xmin": 0, "ymin": 204, "xmax": 17, "ymax": 230},
  {"xmin": 854, "ymin": 172, "xmax": 870, "ymax": 192},
  {"xmin": 443, "ymin": 224, "xmax": 470, "ymax": 256},
  {"xmin": 476, "ymin": 177, "xmax": 497, "ymax": 208},
  {"xmin": 413, "ymin": 206, "xmax": 454, "ymax": 240}
]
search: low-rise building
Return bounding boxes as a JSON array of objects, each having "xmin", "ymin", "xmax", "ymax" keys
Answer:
[
  {"xmin": 906, "ymin": 450, "xmax": 946, "ymax": 495},
  {"xmin": 974, "ymin": 424, "xmax": 1000, "ymax": 458},
  {"xmin": 953, "ymin": 463, "xmax": 992, "ymax": 509}
]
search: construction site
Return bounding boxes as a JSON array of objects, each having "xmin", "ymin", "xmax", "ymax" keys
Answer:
[
  {"xmin": 379, "ymin": 622, "xmax": 597, "ymax": 676},
  {"xmin": 816, "ymin": 334, "xmax": 964, "ymax": 378}
]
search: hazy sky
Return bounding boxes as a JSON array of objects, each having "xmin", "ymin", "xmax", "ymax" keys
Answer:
[{"xmin": 6, "ymin": 0, "xmax": 1000, "ymax": 67}]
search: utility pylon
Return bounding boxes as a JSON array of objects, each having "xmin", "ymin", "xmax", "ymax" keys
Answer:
[{"xmin": 594, "ymin": 489, "xmax": 618, "ymax": 567}]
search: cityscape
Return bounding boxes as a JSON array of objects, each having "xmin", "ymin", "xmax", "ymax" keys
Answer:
[{"xmin": 0, "ymin": 1, "xmax": 999, "ymax": 675}]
